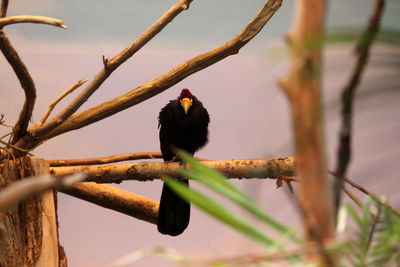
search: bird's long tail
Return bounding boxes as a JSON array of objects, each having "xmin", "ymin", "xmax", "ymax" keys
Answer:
[{"xmin": 157, "ymin": 179, "xmax": 190, "ymax": 236}]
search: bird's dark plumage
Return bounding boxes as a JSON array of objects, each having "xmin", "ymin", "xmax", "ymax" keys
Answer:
[{"xmin": 157, "ymin": 88, "xmax": 209, "ymax": 236}]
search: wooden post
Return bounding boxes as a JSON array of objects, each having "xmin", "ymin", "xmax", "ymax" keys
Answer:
[{"xmin": 0, "ymin": 157, "xmax": 64, "ymax": 266}]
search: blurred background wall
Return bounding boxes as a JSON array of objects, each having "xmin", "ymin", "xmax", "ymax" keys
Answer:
[{"xmin": 0, "ymin": 0, "xmax": 399, "ymax": 266}]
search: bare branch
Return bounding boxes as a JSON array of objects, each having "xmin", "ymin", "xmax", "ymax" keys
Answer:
[
  {"xmin": 26, "ymin": 0, "xmax": 282, "ymax": 146},
  {"xmin": 0, "ymin": 0, "xmax": 8, "ymax": 18},
  {"xmin": 38, "ymin": 78, "xmax": 87, "ymax": 125},
  {"xmin": 278, "ymin": 0, "xmax": 334, "ymax": 248},
  {"xmin": 50, "ymin": 157, "xmax": 296, "ymax": 184},
  {"xmin": 0, "ymin": 173, "xmax": 85, "ymax": 211},
  {"xmin": 46, "ymin": 152, "xmax": 210, "ymax": 167},
  {"xmin": 48, "ymin": 152, "xmax": 162, "ymax": 167},
  {"xmin": 334, "ymin": 172, "xmax": 400, "ymax": 216},
  {"xmin": 29, "ymin": 0, "xmax": 194, "ymax": 139},
  {"xmin": 0, "ymin": 15, "xmax": 67, "ymax": 29},
  {"xmin": 342, "ymin": 185, "xmax": 381, "ymax": 222},
  {"xmin": 0, "ymin": 30, "xmax": 36, "ymax": 145},
  {"xmin": 333, "ymin": 0, "xmax": 385, "ymax": 212},
  {"xmin": 59, "ymin": 182, "xmax": 159, "ymax": 224}
]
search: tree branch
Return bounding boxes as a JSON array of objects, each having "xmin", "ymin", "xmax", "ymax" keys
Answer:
[
  {"xmin": 0, "ymin": 173, "xmax": 85, "ymax": 211},
  {"xmin": 333, "ymin": 0, "xmax": 385, "ymax": 213},
  {"xmin": 46, "ymin": 152, "xmax": 211, "ymax": 167},
  {"xmin": 50, "ymin": 157, "xmax": 296, "ymax": 183},
  {"xmin": 59, "ymin": 182, "xmax": 159, "ymax": 224},
  {"xmin": 28, "ymin": 0, "xmax": 194, "ymax": 139},
  {"xmin": 0, "ymin": 30, "xmax": 36, "ymax": 145},
  {"xmin": 24, "ymin": 0, "xmax": 282, "ymax": 147},
  {"xmin": 278, "ymin": 0, "xmax": 334, "ymax": 261},
  {"xmin": 48, "ymin": 152, "xmax": 163, "ymax": 167},
  {"xmin": 0, "ymin": 15, "xmax": 67, "ymax": 29},
  {"xmin": 38, "ymin": 78, "xmax": 87, "ymax": 125},
  {"xmin": 0, "ymin": 0, "xmax": 8, "ymax": 19}
]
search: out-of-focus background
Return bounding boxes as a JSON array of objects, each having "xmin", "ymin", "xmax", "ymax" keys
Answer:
[{"xmin": 1, "ymin": 0, "xmax": 399, "ymax": 266}]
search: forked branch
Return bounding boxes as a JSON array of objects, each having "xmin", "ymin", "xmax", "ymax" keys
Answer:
[
  {"xmin": 22, "ymin": 0, "xmax": 282, "ymax": 148},
  {"xmin": 38, "ymin": 78, "xmax": 87, "ymax": 125},
  {"xmin": 29, "ymin": 0, "xmax": 194, "ymax": 139}
]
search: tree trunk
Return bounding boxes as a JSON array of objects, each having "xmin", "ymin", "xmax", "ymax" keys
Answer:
[{"xmin": 0, "ymin": 157, "xmax": 66, "ymax": 267}]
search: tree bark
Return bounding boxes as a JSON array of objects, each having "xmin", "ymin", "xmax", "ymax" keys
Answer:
[
  {"xmin": 278, "ymin": 0, "xmax": 334, "ymax": 263},
  {"xmin": 0, "ymin": 157, "xmax": 63, "ymax": 267}
]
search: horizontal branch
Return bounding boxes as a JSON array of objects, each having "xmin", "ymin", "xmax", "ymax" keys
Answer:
[
  {"xmin": 0, "ymin": 15, "xmax": 67, "ymax": 29},
  {"xmin": 0, "ymin": 173, "xmax": 85, "ymax": 211},
  {"xmin": 29, "ymin": 0, "xmax": 282, "ymax": 144},
  {"xmin": 48, "ymin": 152, "xmax": 163, "ymax": 167},
  {"xmin": 50, "ymin": 157, "xmax": 296, "ymax": 183},
  {"xmin": 47, "ymin": 152, "xmax": 209, "ymax": 167},
  {"xmin": 59, "ymin": 182, "xmax": 159, "ymax": 224}
]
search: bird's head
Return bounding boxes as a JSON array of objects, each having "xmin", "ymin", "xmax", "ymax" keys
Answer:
[{"xmin": 179, "ymin": 88, "xmax": 193, "ymax": 114}]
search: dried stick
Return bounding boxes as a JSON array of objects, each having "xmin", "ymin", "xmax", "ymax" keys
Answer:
[
  {"xmin": 29, "ymin": 0, "xmax": 193, "ymax": 138},
  {"xmin": 46, "ymin": 152, "xmax": 211, "ymax": 167},
  {"xmin": 342, "ymin": 185, "xmax": 381, "ymax": 222},
  {"xmin": 333, "ymin": 0, "xmax": 385, "ymax": 213},
  {"xmin": 0, "ymin": 15, "xmax": 67, "ymax": 29},
  {"xmin": 48, "ymin": 152, "xmax": 163, "ymax": 167},
  {"xmin": 38, "ymin": 78, "xmax": 87, "ymax": 125},
  {"xmin": 59, "ymin": 182, "xmax": 159, "ymax": 224},
  {"xmin": 278, "ymin": 0, "xmax": 334, "ymax": 248},
  {"xmin": 0, "ymin": 173, "xmax": 85, "ymax": 211},
  {"xmin": 26, "ymin": 0, "xmax": 282, "ymax": 146},
  {"xmin": 0, "ymin": 30, "xmax": 36, "ymax": 145},
  {"xmin": 0, "ymin": 0, "xmax": 8, "ymax": 18},
  {"xmin": 50, "ymin": 157, "xmax": 296, "ymax": 184},
  {"xmin": 338, "ymin": 173, "xmax": 400, "ymax": 216}
]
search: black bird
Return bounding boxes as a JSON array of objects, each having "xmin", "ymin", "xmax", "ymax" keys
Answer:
[{"xmin": 157, "ymin": 88, "xmax": 210, "ymax": 236}]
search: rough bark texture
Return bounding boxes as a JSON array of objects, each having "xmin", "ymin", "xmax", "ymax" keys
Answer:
[
  {"xmin": 0, "ymin": 157, "xmax": 61, "ymax": 267},
  {"xmin": 51, "ymin": 157, "xmax": 296, "ymax": 183}
]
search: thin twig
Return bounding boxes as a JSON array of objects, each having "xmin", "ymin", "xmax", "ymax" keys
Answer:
[
  {"xmin": 333, "ymin": 0, "xmax": 386, "ymax": 213},
  {"xmin": 0, "ymin": 15, "xmax": 67, "ymax": 29},
  {"xmin": 202, "ymin": 244, "xmax": 342, "ymax": 266},
  {"xmin": 0, "ymin": 30, "xmax": 36, "ymax": 146},
  {"xmin": 342, "ymin": 185, "xmax": 381, "ymax": 222},
  {"xmin": 336, "ymin": 172, "xmax": 400, "ymax": 216},
  {"xmin": 0, "ymin": 139, "xmax": 32, "ymax": 154},
  {"xmin": 38, "ymin": 78, "xmax": 87, "ymax": 125},
  {"xmin": 46, "ymin": 152, "xmax": 209, "ymax": 166},
  {"xmin": 25, "ymin": 0, "xmax": 282, "ymax": 147},
  {"xmin": 0, "ymin": 173, "xmax": 85, "ymax": 211},
  {"xmin": 29, "ymin": 0, "xmax": 194, "ymax": 139}
]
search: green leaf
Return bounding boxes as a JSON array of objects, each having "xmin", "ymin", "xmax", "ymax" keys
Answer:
[
  {"xmin": 177, "ymin": 150, "xmax": 247, "ymax": 198},
  {"xmin": 345, "ymin": 204, "xmax": 362, "ymax": 227},
  {"xmin": 176, "ymin": 150, "xmax": 301, "ymax": 245},
  {"xmin": 164, "ymin": 177, "xmax": 279, "ymax": 249}
]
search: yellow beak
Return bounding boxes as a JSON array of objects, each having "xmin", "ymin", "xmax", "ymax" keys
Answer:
[{"xmin": 180, "ymin": 98, "xmax": 192, "ymax": 114}]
